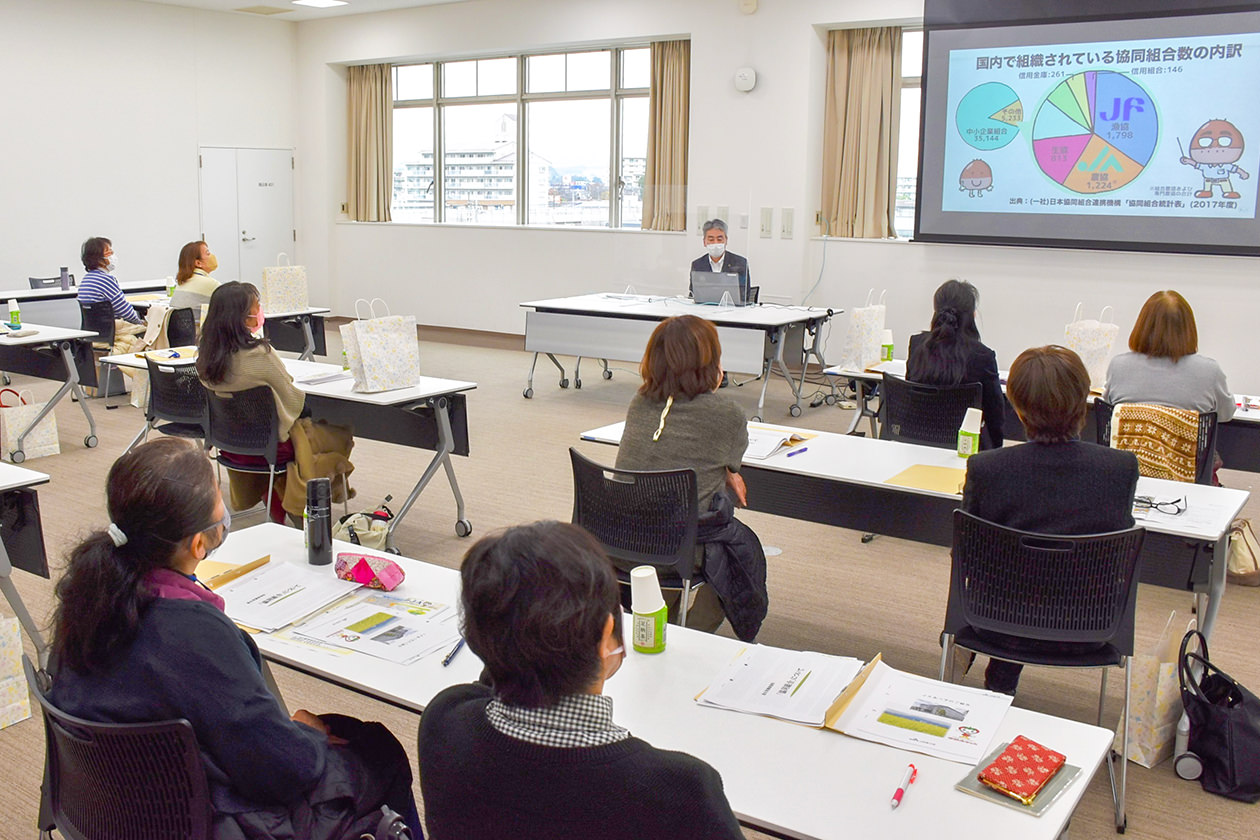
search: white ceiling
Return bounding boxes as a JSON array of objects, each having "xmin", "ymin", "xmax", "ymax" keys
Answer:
[{"xmin": 137, "ymin": 0, "xmax": 468, "ymax": 23}]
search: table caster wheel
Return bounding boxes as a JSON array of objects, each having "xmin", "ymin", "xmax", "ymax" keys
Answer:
[
  {"xmin": 1, "ymin": 374, "xmax": 9, "ymax": 386},
  {"xmin": 789, "ymin": 404, "xmax": 802, "ymax": 417},
  {"xmin": 10, "ymin": 450, "xmax": 24, "ymax": 464},
  {"xmin": 455, "ymin": 519, "xmax": 472, "ymax": 538},
  {"xmin": 1118, "ymin": 817, "xmax": 1127, "ymax": 834},
  {"xmin": 559, "ymin": 378, "xmax": 569, "ymax": 389},
  {"xmin": 603, "ymin": 369, "xmax": 613, "ymax": 380},
  {"xmin": 523, "ymin": 387, "xmax": 534, "ymax": 399},
  {"xmin": 825, "ymin": 394, "xmax": 837, "ymax": 405},
  {"xmin": 386, "ymin": 546, "xmax": 401, "ymax": 555},
  {"xmin": 1174, "ymin": 751, "xmax": 1203, "ymax": 780},
  {"xmin": 84, "ymin": 435, "xmax": 98, "ymax": 448},
  {"xmin": 751, "ymin": 415, "xmax": 761, "ymax": 423},
  {"xmin": 575, "ymin": 379, "xmax": 582, "ymax": 389}
]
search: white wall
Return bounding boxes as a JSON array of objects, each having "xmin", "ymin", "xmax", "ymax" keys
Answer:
[{"xmin": 0, "ymin": 0, "xmax": 296, "ymax": 285}]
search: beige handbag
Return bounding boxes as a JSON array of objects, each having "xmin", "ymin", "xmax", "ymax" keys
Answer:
[{"xmin": 1228, "ymin": 518, "xmax": 1260, "ymax": 586}]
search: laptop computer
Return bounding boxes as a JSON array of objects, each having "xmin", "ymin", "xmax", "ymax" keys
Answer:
[{"xmin": 690, "ymin": 270, "xmax": 748, "ymax": 305}]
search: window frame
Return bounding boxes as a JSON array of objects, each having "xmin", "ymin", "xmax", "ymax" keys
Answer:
[
  {"xmin": 896, "ymin": 28, "xmax": 924, "ymax": 240},
  {"xmin": 391, "ymin": 45, "xmax": 652, "ymax": 228}
]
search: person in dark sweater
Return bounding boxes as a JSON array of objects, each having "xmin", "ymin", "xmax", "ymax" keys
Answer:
[
  {"xmin": 907, "ymin": 278, "xmax": 1006, "ymax": 449},
  {"xmin": 960, "ymin": 345, "xmax": 1139, "ymax": 694},
  {"xmin": 49, "ymin": 438, "xmax": 419, "ymax": 840},
  {"xmin": 418, "ymin": 522, "xmax": 744, "ymax": 840}
]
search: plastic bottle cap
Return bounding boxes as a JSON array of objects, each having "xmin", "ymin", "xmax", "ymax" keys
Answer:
[
  {"xmin": 630, "ymin": 565, "xmax": 666, "ymax": 614},
  {"xmin": 960, "ymin": 406, "xmax": 983, "ymax": 434}
]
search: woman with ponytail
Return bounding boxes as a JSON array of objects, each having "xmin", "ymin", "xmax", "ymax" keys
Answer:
[
  {"xmin": 50, "ymin": 438, "xmax": 419, "ymax": 840},
  {"xmin": 906, "ymin": 279, "xmax": 1006, "ymax": 449}
]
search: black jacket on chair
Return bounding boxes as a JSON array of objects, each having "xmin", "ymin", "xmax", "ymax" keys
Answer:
[
  {"xmin": 690, "ymin": 253, "xmax": 751, "ymax": 299},
  {"xmin": 698, "ymin": 492, "xmax": 768, "ymax": 642}
]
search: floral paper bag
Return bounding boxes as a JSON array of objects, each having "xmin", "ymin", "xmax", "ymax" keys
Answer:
[
  {"xmin": 339, "ymin": 299, "xmax": 420, "ymax": 393},
  {"xmin": 1064, "ymin": 303, "xmax": 1118, "ymax": 389},
  {"xmin": 259, "ymin": 252, "xmax": 309, "ymax": 315},
  {"xmin": 836, "ymin": 290, "xmax": 887, "ymax": 372},
  {"xmin": 0, "ymin": 618, "xmax": 30, "ymax": 730},
  {"xmin": 1116, "ymin": 611, "xmax": 1192, "ymax": 767},
  {"xmin": 0, "ymin": 389, "xmax": 59, "ymax": 462}
]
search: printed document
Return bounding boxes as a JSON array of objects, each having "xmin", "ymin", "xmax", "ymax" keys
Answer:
[
  {"xmin": 216, "ymin": 561, "xmax": 361, "ymax": 632},
  {"xmin": 287, "ymin": 592, "xmax": 460, "ymax": 665},
  {"xmin": 697, "ymin": 645, "xmax": 863, "ymax": 726}
]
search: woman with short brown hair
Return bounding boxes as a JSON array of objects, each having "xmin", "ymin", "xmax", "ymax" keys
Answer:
[
  {"xmin": 614, "ymin": 315, "xmax": 767, "ymax": 640},
  {"xmin": 1103, "ymin": 290, "xmax": 1234, "ymax": 420}
]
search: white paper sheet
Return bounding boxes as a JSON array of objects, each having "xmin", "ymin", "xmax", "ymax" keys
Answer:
[
  {"xmin": 287, "ymin": 592, "xmax": 460, "ymax": 665},
  {"xmin": 697, "ymin": 644, "xmax": 864, "ymax": 726},
  {"xmin": 216, "ymin": 561, "xmax": 361, "ymax": 632}
]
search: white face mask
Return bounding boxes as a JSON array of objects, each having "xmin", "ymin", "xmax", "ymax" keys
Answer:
[
  {"xmin": 106, "ymin": 255, "xmax": 118, "ymax": 272},
  {"xmin": 705, "ymin": 242, "xmax": 726, "ymax": 259}
]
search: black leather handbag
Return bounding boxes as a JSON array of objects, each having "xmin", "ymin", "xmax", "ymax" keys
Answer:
[{"xmin": 1178, "ymin": 629, "xmax": 1260, "ymax": 802}]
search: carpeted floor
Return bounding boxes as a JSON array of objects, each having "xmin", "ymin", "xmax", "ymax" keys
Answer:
[{"xmin": 2, "ymin": 329, "xmax": 1259, "ymax": 839}]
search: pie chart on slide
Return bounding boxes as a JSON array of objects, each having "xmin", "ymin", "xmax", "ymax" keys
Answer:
[
  {"xmin": 956, "ymin": 82, "xmax": 1023, "ymax": 150},
  {"xmin": 1032, "ymin": 70, "xmax": 1158, "ymax": 194}
]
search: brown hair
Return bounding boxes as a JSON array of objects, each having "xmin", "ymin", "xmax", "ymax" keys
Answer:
[
  {"xmin": 1128, "ymin": 290, "xmax": 1197, "ymax": 361},
  {"xmin": 638, "ymin": 315, "xmax": 723, "ymax": 401},
  {"xmin": 176, "ymin": 241, "xmax": 207, "ymax": 283},
  {"xmin": 1007, "ymin": 345, "xmax": 1090, "ymax": 443},
  {"xmin": 460, "ymin": 521, "xmax": 621, "ymax": 707}
]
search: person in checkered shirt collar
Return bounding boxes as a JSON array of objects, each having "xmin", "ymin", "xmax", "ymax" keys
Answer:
[{"xmin": 418, "ymin": 521, "xmax": 745, "ymax": 840}]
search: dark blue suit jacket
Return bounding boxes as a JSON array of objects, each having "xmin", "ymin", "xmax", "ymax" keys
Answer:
[{"xmin": 690, "ymin": 252, "xmax": 751, "ymax": 300}]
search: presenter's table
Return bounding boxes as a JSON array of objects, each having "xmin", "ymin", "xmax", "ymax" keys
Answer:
[
  {"xmin": 99, "ymin": 353, "xmax": 476, "ymax": 548},
  {"xmin": 520, "ymin": 294, "xmax": 836, "ymax": 421},
  {"xmin": 0, "ymin": 462, "xmax": 51, "ymax": 667},
  {"xmin": 0, "ymin": 323, "xmax": 101, "ymax": 460},
  {"xmin": 216, "ymin": 523, "xmax": 1111, "ymax": 840},
  {"xmin": 582, "ymin": 421, "xmax": 1249, "ymax": 643}
]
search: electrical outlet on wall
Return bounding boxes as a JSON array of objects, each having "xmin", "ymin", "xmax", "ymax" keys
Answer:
[
  {"xmin": 781, "ymin": 208, "xmax": 794, "ymax": 239},
  {"xmin": 695, "ymin": 205, "xmax": 709, "ymax": 230},
  {"xmin": 759, "ymin": 208, "xmax": 773, "ymax": 238}
]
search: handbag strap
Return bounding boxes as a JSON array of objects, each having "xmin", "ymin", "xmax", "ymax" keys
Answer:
[
  {"xmin": 17, "ymin": 389, "xmax": 34, "ymax": 406},
  {"xmin": 275, "ymin": 252, "xmax": 291, "ymax": 266},
  {"xmin": 0, "ymin": 388, "xmax": 20, "ymax": 408},
  {"xmin": 354, "ymin": 298, "xmax": 373, "ymax": 320},
  {"xmin": 1179, "ymin": 628, "xmax": 1208, "ymax": 700},
  {"xmin": 1071, "ymin": 302, "xmax": 1083, "ymax": 323},
  {"xmin": 368, "ymin": 298, "xmax": 390, "ymax": 318},
  {"xmin": 864, "ymin": 288, "xmax": 875, "ymax": 307},
  {"xmin": 1100, "ymin": 305, "xmax": 1115, "ymax": 324}
]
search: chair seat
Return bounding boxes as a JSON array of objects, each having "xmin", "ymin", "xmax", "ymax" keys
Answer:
[
  {"xmin": 155, "ymin": 421, "xmax": 207, "ymax": 439},
  {"xmin": 216, "ymin": 451, "xmax": 294, "ymax": 473},
  {"xmin": 952, "ymin": 627, "xmax": 1126, "ymax": 669}
]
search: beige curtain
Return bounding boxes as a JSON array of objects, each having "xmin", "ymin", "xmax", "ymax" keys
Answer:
[
  {"xmin": 346, "ymin": 64, "xmax": 393, "ymax": 222},
  {"xmin": 643, "ymin": 40, "xmax": 690, "ymax": 231},
  {"xmin": 821, "ymin": 28, "xmax": 902, "ymax": 238}
]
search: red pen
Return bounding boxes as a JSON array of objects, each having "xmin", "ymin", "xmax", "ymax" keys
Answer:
[{"xmin": 890, "ymin": 763, "xmax": 917, "ymax": 809}]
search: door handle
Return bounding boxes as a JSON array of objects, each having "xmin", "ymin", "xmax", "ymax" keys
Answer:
[{"xmin": 241, "ymin": 234, "xmax": 256, "ymax": 242}]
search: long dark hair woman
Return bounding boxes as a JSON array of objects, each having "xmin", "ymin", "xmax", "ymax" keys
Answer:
[
  {"xmin": 906, "ymin": 279, "xmax": 1005, "ymax": 449},
  {"xmin": 197, "ymin": 281, "xmax": 308, "ymax": 522},
  {"xmin": 50, "ymin": 438, "xmax": 419, "ymax": 839}
]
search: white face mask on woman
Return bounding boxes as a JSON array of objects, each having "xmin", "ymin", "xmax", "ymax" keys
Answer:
[{"xmin": 106, "ymin": 255, "xmax": 118, "ymax": 273}]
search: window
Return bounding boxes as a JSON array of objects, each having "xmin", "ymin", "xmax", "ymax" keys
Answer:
[
  {"xmin": 895, "ymin": 30, "xmax": 924, "ymax": 239},
  {"xmin": 391, "ymin": 46, "xmax": 651, "ymax": 228}
]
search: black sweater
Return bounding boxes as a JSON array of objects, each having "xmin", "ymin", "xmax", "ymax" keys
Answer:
[{"xmin": 418, "ymin": 682, "xmax": 745, "ymax": 840}]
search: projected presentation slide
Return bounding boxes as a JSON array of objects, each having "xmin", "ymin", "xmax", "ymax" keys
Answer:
[{"xmin": 943, "ymin": 32, "xmax": 1259, "ymax": 219}]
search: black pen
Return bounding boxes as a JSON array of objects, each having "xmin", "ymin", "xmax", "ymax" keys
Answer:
[{"xmin": 442, "ymin": 638, "xmax": 465, "ymax": 667}]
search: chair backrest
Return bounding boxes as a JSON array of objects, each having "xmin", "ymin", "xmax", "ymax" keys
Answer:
[
  {"xmin": 568, "ymin": 447, "xmax": 699, "ymax": 584},
  {"xmin": 165, "ymin": 308, "xmax": 197, "ymax": 348},
  {"xmin": 23, "ymin": 655, "xmax": 213, "ymax": 840},
  {"xmin": 945, "ymin": 510, "xmax": 1146, "ymax": 651},
  {"xmin": 78, "ymin": 300, "xmax": 115, "ymax": 345},
  {"xmin": 206, "ymin": 385, "xmax": 280, "ymax": 464},
  {"xmin": 144, "ymin": 357, "xmax": 208, "ymax": 430},
  {"xmin": 1095, "ymin": 399, "xmax": 1218, "ymax": 485},
  {"xmin": 878, "ymin": 373, "xmax": 982, "ymax": 449},
  {"xmin": 30, "ymin": 275, "xmax": 73, "ymax": 289}
]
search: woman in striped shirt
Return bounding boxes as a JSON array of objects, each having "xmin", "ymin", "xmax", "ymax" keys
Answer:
[{"xmin": 77, "ymin": 236, "xmax": 146, "ymax": 354}]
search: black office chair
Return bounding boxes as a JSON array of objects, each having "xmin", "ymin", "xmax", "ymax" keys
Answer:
[
  {"xmin": 568, "ymin": 448, "xmax": 703, "ymax": 627},
  {"xmin": 939, "ymin": 510, "xmax": 1146, "ymax": 833},
  {"xmin": 1095, "ymin": 399, "xmax": 1218, "ymax": 485},
  {"xmin": 164, "ymin": 308, "xmax": 197, "ymax": 348},
  {"xmin": 79, "ymin": 300, "xmax": 122, "ymax": 402},
  {"xmin": 124, "ymin": 358, "xmax": 209, "ymax": 455},
  {"xmin": 29, "ymin": 274, "xmax": 74, "ymax": 289},
  {"xmin": 206, "ymin": 385, "xmax": 291, "ymax": 521},
  {"xmin": 24, "ymin": 655, "xmax": 213, "ymax": 840},
  {"xmin": 878, "ymin": 373, "xmax": 982, "ymax": 449}
]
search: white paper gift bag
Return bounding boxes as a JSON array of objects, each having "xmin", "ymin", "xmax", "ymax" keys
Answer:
[
  {"xmin": 259, "ymin": 252, "xmax": 309, "ymax": 315},
  {"xmin": 0, "ymin": 618, "xmax": 30, "ymax": 730},
  {"xmin": 0, "ymin": 388, "xmax": 59, "ymax": 462},
  {"xmin": 339, "ymin": 299, "xmax": 421, "ymax": 393},
  {"xmin": 836, "ymin": 289, "xmax": 887, "ymax": 372},
  {"xmin": 1064, "ymin": 303, "xmax": 1118, "ymax": 389},
  {"xmin": 1116, "ymin": 611, "xmax": 1194, "ymax": 767}
]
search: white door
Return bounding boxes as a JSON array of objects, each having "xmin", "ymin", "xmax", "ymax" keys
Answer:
[{"xmin": 199, "ymin": 147, "xmax": 294, "ymax": 286}]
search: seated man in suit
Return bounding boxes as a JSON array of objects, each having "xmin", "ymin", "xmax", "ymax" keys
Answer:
[
  {"xmin": 419, "ymin": 521, "xmax": 745, "ymax": 840},
  {"xmin": 690, "ymin": 218, "xmax": 750, "ymax": 300}
]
